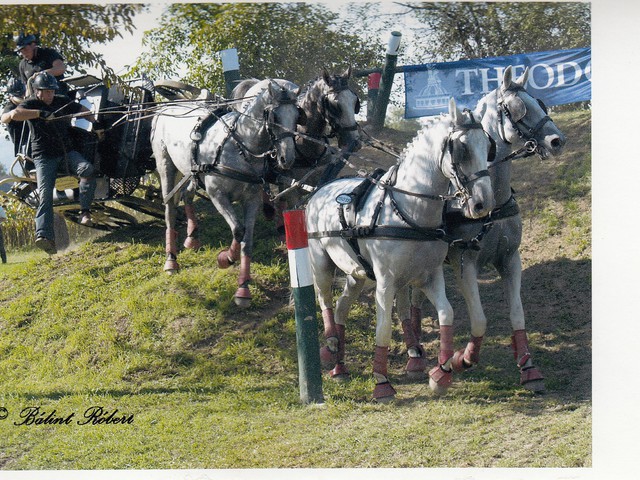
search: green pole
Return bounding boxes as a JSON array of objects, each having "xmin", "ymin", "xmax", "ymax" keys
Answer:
[
  {"xmin": 372, "ymin": 31, "xmax": 402, "ymax": 131},
  {"xmin": 283, "ymin": 210, "xmax": 324, "ymax": 405}
]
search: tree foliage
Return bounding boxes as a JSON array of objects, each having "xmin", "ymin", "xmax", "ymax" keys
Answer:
[
  {"xmin": 0, "ymin": 3, "xmax": 144, "ymax": 84},
  {"xmin": 396, "ymin": 2, "xmax": 591, "ymax": 62},
  {"xmin": 130, "ymin": 3, "xmax": 382, "ymax": 95}
]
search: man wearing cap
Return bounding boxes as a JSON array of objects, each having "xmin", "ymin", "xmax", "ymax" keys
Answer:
[
  {"xmin": 15, "ymin": 33, "xmax": 68, "ymax": 97},
  {"xmin": 8, "ymin": 72, "xmax": 99, "ymax": 255}
]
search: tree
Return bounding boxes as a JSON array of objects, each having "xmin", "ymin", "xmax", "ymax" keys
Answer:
[
  {"xmin": 0, "ymin": 4, "xmax": 145, "ymax": 85},
  {"xmin": 395, "ymin": 2, "xmax": 591, "ymax": 62},
  {"xmin": 130, "ymin": 3, "xmax": 382, "ymax": 95}
]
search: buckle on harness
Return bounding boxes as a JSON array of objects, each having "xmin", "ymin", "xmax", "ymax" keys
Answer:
[{"xmin": 340, "ymin": 226, "xmax": 371, "ymax": 239}]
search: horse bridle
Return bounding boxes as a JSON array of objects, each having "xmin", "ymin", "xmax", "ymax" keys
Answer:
[
  {"xmin": 438, "ymin": 115, "xmax": 493, "ymax": 205},
  {"xmin": 320, "ymin": 78, "xmax": 360, "ymax": 138},
  {"xmin": 497, "ymin": 85, "xmax": 553, "ymax": 148},
  {"xmin": 262, "ymin": 90, "xmax": 299, "ymax": 162}
]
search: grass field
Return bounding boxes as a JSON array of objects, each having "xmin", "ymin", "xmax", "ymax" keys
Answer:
[{"xmin": 0, "ymin": 109, "xmax": 591, "ymax": 473}]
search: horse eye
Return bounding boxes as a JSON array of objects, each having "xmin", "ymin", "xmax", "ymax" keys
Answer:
[{"xmin": 508, "ymin": 96, "xmax": 526, "ymax": 122}]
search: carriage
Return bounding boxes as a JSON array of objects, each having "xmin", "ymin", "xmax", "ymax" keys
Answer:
[{"xmin": 0, "ymin": 74, "xmax": 207, "ymax": 244}]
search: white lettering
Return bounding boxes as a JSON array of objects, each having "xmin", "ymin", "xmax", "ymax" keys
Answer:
[
  {"xmin": 478, "ymin": 68, "xmax": 502, "ymax": 93},
  {"xmin": 528, "ymin": 63, "xmax": 555, "ymax": 89},
  {"xmin": 455, "ymin": 69, "xmax": 478, "ymax": 95},
  {"xmin": 556, "ymin": 62, "xmax": 582, "ymax": 86}
]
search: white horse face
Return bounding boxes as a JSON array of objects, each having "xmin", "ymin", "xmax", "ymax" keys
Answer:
[
  {"xmin": 445, "ymin": 99, "xmax": 496, "ymax": 219},
  {"xmin": 500, "ymin": 66, "xmax": 566, "ymax": 159}
]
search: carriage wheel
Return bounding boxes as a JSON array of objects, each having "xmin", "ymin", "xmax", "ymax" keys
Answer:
[
  {"xmin": 154, "ymin": 79, "xmax": 202, "ymax": 101},
  {"xmin": 63, "ymin": 205, "xmax": 138, "ymax": 231}
]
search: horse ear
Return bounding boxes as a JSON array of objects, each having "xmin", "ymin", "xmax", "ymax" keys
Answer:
[
  {"xmin": 502, "ymin": 66, "xmax": 514, "ymax": 91},
  {"xmin": 345, "ymin": 66, "xmax": 352, "ymax": 78},
  {"xmin": 449, "ymin": 97, "xmax": 462, "ymax": 125},
  {"xmin": 322, "ymin": 67, "xmax": 331, "ymax": 84},
  {"xmin": 515, "ymin": 67, "xmax": 530, "ymax": 88}
]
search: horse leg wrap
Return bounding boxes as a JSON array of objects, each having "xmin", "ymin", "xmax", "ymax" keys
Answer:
[
  {"xmin": 401, "ymin": 317, "xmax": 427, "ymax": 377},
  {"xmin": 217, "ymin": 239, "xmax": 241, "ymax": 269},
  {"xmin": 410, "ymin": 306, "xmax": 422, "ymax": 342},
  {"xmin": 183, "ymin": 204, "xmax": 202, "ymax": 250},
  {"xmin": 511, "ymin": 329, "xmax": 545, "ymax": 387},
  {"xmin": 429, "ymin": 325, "xmax": 454, "ymax": 391},
  {"xmin": 320, "ymin": 309, "xmax": 339, "ymax": 369},
  {"xmin": 452, "ymin": 336, "xmax": 483, "ymax": 372},
  {"xmin": 373, "ymin": 345, "xmax": 396, "ymax": 401},
  {"xmin": 330, "ymin": 324, "xmax": 350, "ymax": 379},
  {"xmin": 164, "ymin": 229, "xmax": 179, "ymax": 272}
]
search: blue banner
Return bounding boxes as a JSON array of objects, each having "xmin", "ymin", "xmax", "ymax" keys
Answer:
[{"xmin": 403, "ymin": 48, "xmax": 591, "ymax": 118}]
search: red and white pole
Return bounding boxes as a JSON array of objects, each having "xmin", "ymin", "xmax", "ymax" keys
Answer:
[{"xmin": 283, "ymin": 209, "xmax": 324, "ymax": 404}]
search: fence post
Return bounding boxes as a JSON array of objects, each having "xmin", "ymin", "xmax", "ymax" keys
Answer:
[
  {"xmin": 371, "ymin": 31, "xmax": 402, "ymax": 130},
  {"xmin": 283, "ymin": 209, "xmax": 324, "ymax": 405},
  {"xmin": 220, "ymin": 48, "xmax": 241, "ymax": 98}
]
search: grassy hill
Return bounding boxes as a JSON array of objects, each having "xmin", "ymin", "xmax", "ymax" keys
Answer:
[{"xmin": 0, "ymin": 109, "xmax": 591, "ymax": 470}]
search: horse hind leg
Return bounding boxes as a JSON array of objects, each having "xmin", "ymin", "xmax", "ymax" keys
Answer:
[
  {"xmin": 156, "ymin": 144, "xmax": 180, "ymax": 274},
  {"xmin": 499, "ymin": 252, "xmax": 545, "ymax": 393},
  {"xmin": 398, "ymin": 287, "xmax": 428, "ymax": 380}
]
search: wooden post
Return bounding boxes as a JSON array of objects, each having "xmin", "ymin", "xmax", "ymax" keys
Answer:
[
  {"xmin": 283, "ymin": 209, "xmax": 324, "ymax": 405},
  {"xmin": 371, "ymin": 31, "xmax": 402, "ymax": 131},
  {"xmin": 220, "ymin": 48, "xmax": 241, "ymax": 98}
]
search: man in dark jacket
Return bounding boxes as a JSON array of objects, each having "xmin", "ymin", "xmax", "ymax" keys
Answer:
[
  {"xmin": 9, "ymin": 72, "xmax": 100, "ymax": 254},
  {"xmin": 15, "ymin": 33, "xmax": 68, "ymax": 97}
]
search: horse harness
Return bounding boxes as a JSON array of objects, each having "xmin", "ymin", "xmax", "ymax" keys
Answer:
[
  {"xmin": 163, "ymin": 96, "xmax": 298, "ymax": 204},
  {"xmin": 307, "ymin": 119, "xmax": 493, "ymax": 281}
]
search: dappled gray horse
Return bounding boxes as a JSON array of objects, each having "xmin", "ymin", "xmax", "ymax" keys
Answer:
[
  {"xmin": 403, "ymin": 66, "xmax": 566, "ymax": 392},
  {"xmin": 151, "ymin": 79, "xmax": 301, "ymax": 307},
  {"xmin": 305, "ymin": 99, "xmax": 495, "ymax": 402},
  {"xmin": 232, "ymin": 68, "xmax": 362, "ymax": 233}
]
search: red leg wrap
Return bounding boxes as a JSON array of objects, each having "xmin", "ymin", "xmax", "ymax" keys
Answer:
[
  {"xmin": 238, "ymin": 255, "xmax": 251, "ymax": 286},
  {"xmin": 330, "ymin": 362, "xmax": 349, "ymax": 379},
  {"xmin": 373, "ymin": 381, "xmax": 397, "ymax": 401},
  {"xmin": 429, "ymin": 364, "xmax": 453, "ymax": 388},
  {"xmin": 320, "ymin": 309, "xmax": 338, "ymax": 369},
  {"xmin": 164, "ymin": 229, "xmax": 179, "ymax": 272},
  {"xmin": 373, "ymin": 345, "xmax": 389, "ymax": 378},
  {"xmin": 184, "ymin": 203, "xmax": 201, "ymax": 249},
  {"xmin": 452, "ymin": 336, "xmax": 483, "ymax": 372},
  {"xmin": 410, "ymin": 305, "xmax": 422, "ymax": 341},
  {"xmin": 438, "ymin": 325, "xmax": 454, "ymax": 366}
]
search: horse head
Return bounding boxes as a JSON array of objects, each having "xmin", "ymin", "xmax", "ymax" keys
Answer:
[
  {"xmin": 264, "ymin": 79, "xmax": 301, "ymax": 170},
  {"xmin": 320, "ymin": 66, "xmax": 362, "ymax": 152},
  {"xmin": 443, "ymin": 98, "xmax": 496, "ymax": 219},
  {"xmin": 497, "ymin": 65, "xmax": 566, "ymax": 159}
]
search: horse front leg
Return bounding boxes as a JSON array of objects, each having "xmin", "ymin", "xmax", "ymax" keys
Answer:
[
  {"xmin": 449, "ymin": 255, "xmax": 486, "ymax": 372},
  {"xmin": 498, "ymin": 251, "xmax": 545, "ymax": 393},
  {"xmin": 372, "ymin": 282, "xmax": 398, "ymax": 403},
  {"xmin": 422, "ymin": 268, "xmax": 455, "ymax": 396}
]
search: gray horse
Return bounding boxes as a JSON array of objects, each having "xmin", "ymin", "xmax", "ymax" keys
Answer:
[
  {"xmin": 232, "ymin": 69, "xmax": 362, "ymax": 234},
  {"xmin": 403, "ymin": 66, "xmax": 566, "ymax": 393},
  {"xmin": 305, "ymin": 98, "xmax": 495, "ymax": 402},
  {"xmin": 151, "ymin": 79, "xmax": 301, "ymax": 307}
]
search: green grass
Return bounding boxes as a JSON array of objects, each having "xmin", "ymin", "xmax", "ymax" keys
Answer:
[{"xmin": 0, "ymin": 109, "xmax": 591, "ymax": 470}]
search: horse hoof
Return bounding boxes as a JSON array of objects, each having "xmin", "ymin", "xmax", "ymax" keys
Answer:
[
  {"xmin": 405, "ymin": 356, "xmax": 427, "ymax": 380},
  {"xmin": 520, "ymin": 367, "xmax": 545, "ymax": 393},
  {"xmin": 234, "ymin": 287, "xmax": 251, "ymax": 308},
  {"xmin": 217, "ymin": 251, "xmax": 234, "ymax": 269},
  {"xmin": 373, "ymin": 382, "xmax": 397, "ymax": 403},
  {"xmin": 184, "ymin": 236, "xmax": 202, "ymax": 250},
  {"xmin": 330, "ymin": 363, "xmax": 350, "ymax": 381},
  {"xmin": 164, "ymin": 260, "xmax": 179, "ymax": 273},
  {"xmin": 428, "ymin": 365, "xmax": 452, "ymax": 396},
  {"xmin": 320, "ymin": 346, "xmax": 338, "ymax": 370},
  {"xmin": 451, "ymin": 349, "xmax": 474, "ymax": 373}
]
